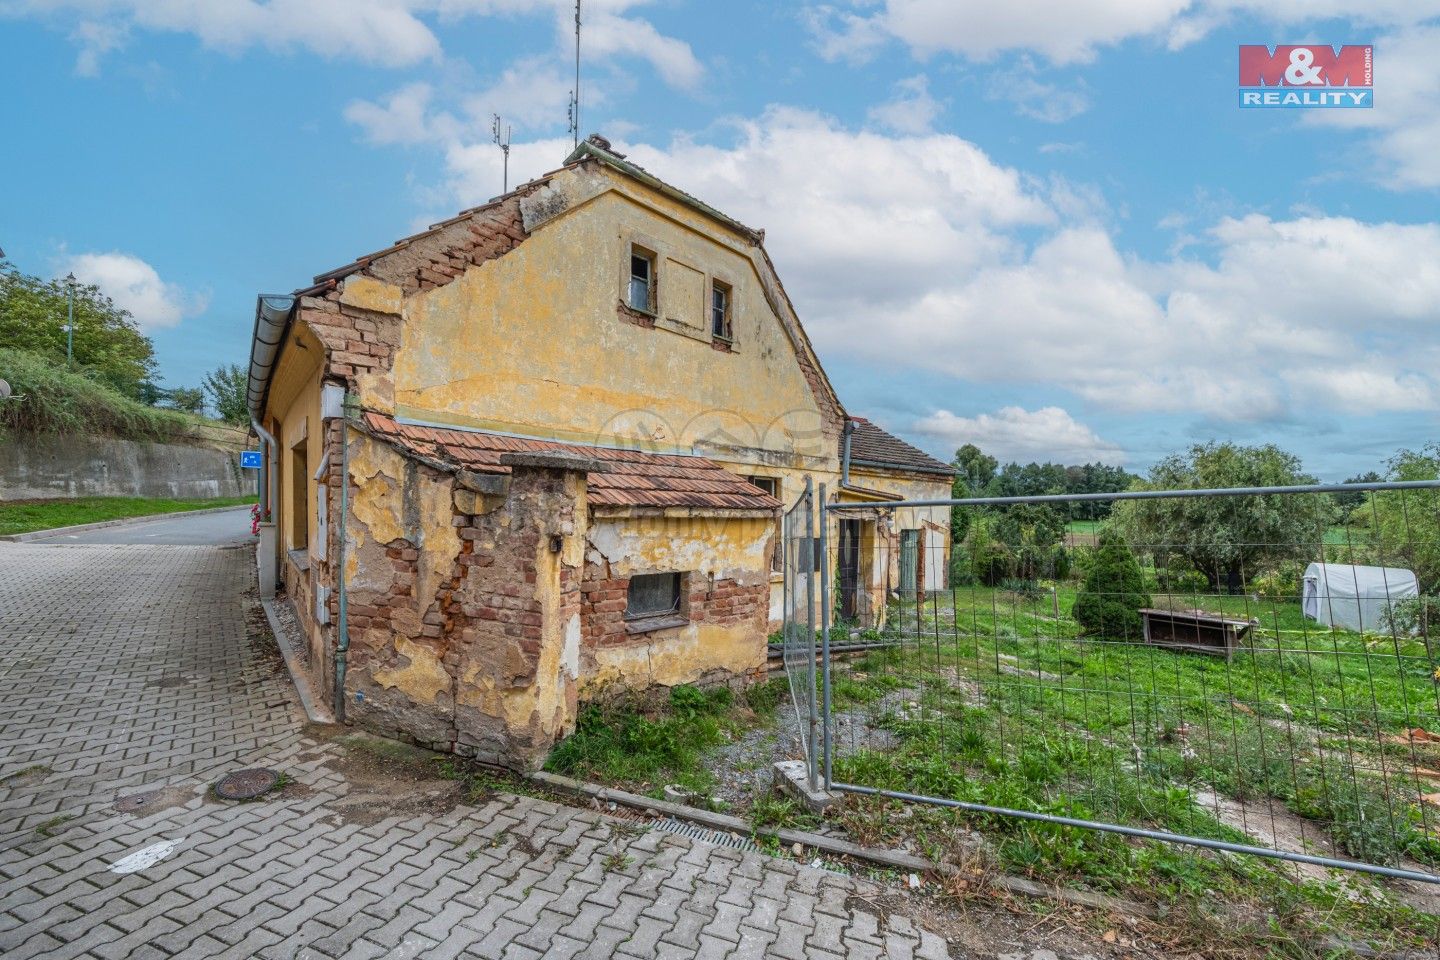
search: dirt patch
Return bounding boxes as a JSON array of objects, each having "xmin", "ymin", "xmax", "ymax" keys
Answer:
[
  {"xmin": 324, "ymin": 733, "xmax": 462, "ymax": 826},
  {"xmin": 1, "ymin": 764, "xmax": 53, "ymax": 786},
  {"xmin": 114, "ymin": 785, "xmax": 195, "ymax": 817},
  {"xmin": 1191, "ymin": 786, "xmax": 1440, "ymax": 915}
]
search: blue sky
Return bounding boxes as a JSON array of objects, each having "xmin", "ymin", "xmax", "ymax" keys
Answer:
[{"xmin": 2, "ymin": 1, "xmax": 1437, "ymax": 480}]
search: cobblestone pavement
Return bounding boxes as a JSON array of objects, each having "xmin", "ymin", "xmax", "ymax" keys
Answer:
[{"xmin": 0, "ymin": 541, "xmax": 964, "ymax": 960}]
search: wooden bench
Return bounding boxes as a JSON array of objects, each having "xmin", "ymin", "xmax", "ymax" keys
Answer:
[{"xmin": 1139, "ymin": 608, "xmax": 1258, "ymax": 660}]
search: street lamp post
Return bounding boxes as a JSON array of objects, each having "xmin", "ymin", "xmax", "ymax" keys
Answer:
[{"xmin": 64, "ymin": 272, "xmax": 75, "ymax": 368}]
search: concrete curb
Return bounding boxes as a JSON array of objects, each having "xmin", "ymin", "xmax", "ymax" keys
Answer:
[
  {"xmin": 0, "ymin": 503, "xmax": 253, "ymax": 542},
  {"xmin": 529, "ymin": 770, "xmax": 1157, "ymax": 919},
  {"xmin": 261, "ymin": 597, "xmax": 336, "ymax": 725}
]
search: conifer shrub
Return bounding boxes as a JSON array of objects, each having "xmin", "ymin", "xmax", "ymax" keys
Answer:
[{"xmin": 1072, "ymin": 530, "xmax": 1150, "ymax": 639}]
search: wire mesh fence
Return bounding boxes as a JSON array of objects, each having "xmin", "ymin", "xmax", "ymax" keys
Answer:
[
  {"xmin": 805, "ymin": 480, "xmax": 1440, "ymax": 882},
  {"xmin": 781, "ymin": 476, "xmax": 818, "ymax": 785}
]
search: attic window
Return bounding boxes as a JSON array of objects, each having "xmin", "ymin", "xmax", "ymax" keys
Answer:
[
  {"xmin": 629, "ymin": 247, "xmax": 656, "ymax": 314},
  {"xmin": 711, "ymin": 280, "xmax": 732, "ymax": 340}
]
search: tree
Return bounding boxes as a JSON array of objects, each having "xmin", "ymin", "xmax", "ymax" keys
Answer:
[
  {"xmin": 1335, "ymin": 470, "xmax": 1382, "ymax": 519},
  {"xmin": 1112, "ymin": 442, "xmax": 1334, "ymax": 591},
  {"xmin": 0, "ymin": 263, "xmax": 157, "ymax": 399},
  {"xmin": 953, "ymin": 443, "xmax": 997, "ymax": 489},
  {"xmin": 161, "ymin": 386, "xmax": 205, "ymax": 414},
  {"xmin": 203, "ymin": 363, "xmax": 248, "ymax": 425},
  {"xmin": 1072, "ymin": 530, "xmax": 1150, "ymax": 638},
  {"xmin": 1368, "ymin": 444, "xmax": 1440, "ymax": 592}
]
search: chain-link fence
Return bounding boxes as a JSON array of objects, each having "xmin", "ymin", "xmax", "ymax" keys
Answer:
[{"xmin": 807, "ymin": 479, "xmax": 1440, "ymax": 883}]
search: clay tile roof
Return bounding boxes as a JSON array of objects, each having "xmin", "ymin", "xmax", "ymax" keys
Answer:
[
  {"xmin": 844, "ymin": 417, "xmax": 954, "ymax": 476},
  {"xmin": 360, "ymin": 412, "xmax": 780, "ymax": 512}
]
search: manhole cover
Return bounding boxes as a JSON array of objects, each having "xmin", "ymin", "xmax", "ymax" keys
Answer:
[
  {"xmin": 114, "ymin": 789, "xmax": 162, "ymax": 813},
  {"xmin": 214, "ymin": 768, "xmax": 280, "ymax": 801}
]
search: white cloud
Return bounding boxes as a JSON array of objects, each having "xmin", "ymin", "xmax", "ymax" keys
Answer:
[
  {"xmin": 867, "ymin": 74, "xmax": 943, "ymax": 134},
  {"xmin": 462, "ymin": 55, "xmax": 582, "ymax": 132},
  {"xmin": 9, "ymin": 0, "xmax": 701, "ymax": 84},
  {"xmin": 985, "ymin": 58, "xmax": 1089, "ymax": 123},
  {"xmin": 913, "ymin": 406, "xmax": 1126, "ymax": 464},
  {"xmin": 1297, "ymin": 24, "xmax": 1440, "ymax": 190},
  {"xmin": 345, "ymin": 83, "xmax": 458, "ymax": 146},
  {"xmin": 805, "ymin": 0, "xmax": 1440, "ymax": 65},
  {"xmin": 63, "ymin": 252, "xmax": 206, "ymax": 331}
]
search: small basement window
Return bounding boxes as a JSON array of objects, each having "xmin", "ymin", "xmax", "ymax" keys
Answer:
[
  {"xmin": 711, "ymin": 280, "xmax": 732, "ymax": 340},
  {"xmin": 626, "ymin": 572, "xmax": 682, "ymax": 620},
  {"xmin": 629, "ymin": 247, "xmax": 656, "ymax": 313}
]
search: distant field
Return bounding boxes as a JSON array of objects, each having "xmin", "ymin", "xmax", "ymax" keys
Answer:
[{"xmin": 0, "ymin": 495, "xmax": 255, "ymax": 536}]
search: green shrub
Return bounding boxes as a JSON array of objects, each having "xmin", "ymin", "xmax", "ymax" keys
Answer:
[
  {"xmin": 1251, "ymin": 561, "xmax": 1304, "ymax": 602},
  {"xmin": 0, "ymin": 347, "xmax": 196, "ymax": 442},
  {"xmin": 1071, "ymin": 530, "xmax": 1150, "ymax": 639},
  {"xmin": 998, "ymin": 578, "xmax": 1044, "ymax": 601}
]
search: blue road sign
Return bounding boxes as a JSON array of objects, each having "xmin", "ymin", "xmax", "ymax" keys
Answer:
[{"xmin": 240, "ymin": 450, "xmax": 263, "ymax": 470}]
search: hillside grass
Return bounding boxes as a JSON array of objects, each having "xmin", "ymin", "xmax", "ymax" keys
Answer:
[
  {"xmin": 0, "ymin": 495, "xmax": 255, "ymax": 536},
  {"xmin": 0, "ymin": 346, "xmax": 209, "ymax": 442}
]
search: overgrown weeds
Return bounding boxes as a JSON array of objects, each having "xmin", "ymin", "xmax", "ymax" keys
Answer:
[
  {"xmin": 544, "ymin": 684, "xmax": 747, "ymax": 795},
  {"xmin": 0, "ymin": 346, "xmax": 199, "ymax": 442}
]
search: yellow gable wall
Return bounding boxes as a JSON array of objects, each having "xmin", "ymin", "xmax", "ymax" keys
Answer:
[{"xmin": 388, "ymin": 176, "xmax": 826, "ymax": 465}]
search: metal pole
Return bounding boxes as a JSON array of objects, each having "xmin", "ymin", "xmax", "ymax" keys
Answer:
[
  {"xmin": 829, "ymin": 781, "xmax": 1440, "ymax": 885},
  {"xmin": 819, "ymin": 483, "xmax": 832, "ymax": 790},
  {"xmin": 334, "ymin": 395, "xmax": 354, "ymax": 723},
  {"xmin": 804, "ymin": 475, "xmax": 818, "ymax": 791},
  {"xmin": 825, "ymin": 479, "xmax": 1440, "ymax": 512},
  {"xmin": 65, "ymin": 274, "xmax": 74, "ymax": 367}
]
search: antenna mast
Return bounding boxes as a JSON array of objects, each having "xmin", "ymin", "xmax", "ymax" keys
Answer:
[
  {"xmin": 568, "ymin": 0, "xmax": 581, "ymax": 149},
  {"xmin": 491, "ymin": 114, "xmax": 512, "ymax": 193}
]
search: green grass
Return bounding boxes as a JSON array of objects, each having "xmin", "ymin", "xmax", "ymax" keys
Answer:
[
  {"xmin": 0, "ymin": 495, "xmax": 256, "ymax": 536},
  {"xmin": 545, "ymin": 681, "xmax": 783, "ymax": 798}
]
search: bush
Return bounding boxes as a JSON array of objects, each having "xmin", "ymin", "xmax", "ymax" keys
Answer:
[
  {"xmin": 999, "ymin": 578, "xmax": 1045, "ymax": 601},
  {"xmin": 0, "ymin": 347, "xmax": 196, "ymax": 442},
  {"xmin": 1251, "ymin": 561, "xmax": 1304, "ymax": 602},
  {"xmin": 1381, "ymin": 594, "xmax": 1440, "ymax": 638},
  {"xmin": 1071, "ymin": 530, "xmax": 1150, "ymax": 639}
]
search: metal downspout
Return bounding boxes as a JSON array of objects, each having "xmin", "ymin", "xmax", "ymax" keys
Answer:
[
  {"xmin": 333, "ymin": 395, "xmax": 354, "ymax": 723},
  {"xmin": 250, "ymin": 418, "xmax": 277, "ymax": 520},
  {"xmin": 840, "ymin": 418, "xmax": 857, "ymax": 491}
]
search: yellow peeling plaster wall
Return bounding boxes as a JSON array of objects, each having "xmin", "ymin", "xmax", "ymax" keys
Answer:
[
  {"xmin": 387, "ymin": 171, "xmax": 828, "ymax": 466},
  {"xmin": 267, "ymin": 321, "xmax": 326, "ymax": 671}
]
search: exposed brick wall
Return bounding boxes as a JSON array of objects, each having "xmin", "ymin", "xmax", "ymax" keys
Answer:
[
  {"xmin": 297, "ymin": 188, "xmax": 540, "ymax": 392},
  {"xmin": 579, "ymin": 564, "xmax": 768, "ymax": 651}
]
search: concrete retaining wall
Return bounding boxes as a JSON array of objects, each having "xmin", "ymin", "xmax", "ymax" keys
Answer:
[{"xmin": 0, "ymin": 434, "xmax": 253, "ymax": 501}]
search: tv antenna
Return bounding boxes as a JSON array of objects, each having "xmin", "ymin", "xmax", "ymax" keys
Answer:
[
  {"xmin": 568, "ymin": 0, "xmax": 581, "ymax": 149},
  {"xmin": 491, "ymin": 114, "xmax": 512, "ymax": 193}
]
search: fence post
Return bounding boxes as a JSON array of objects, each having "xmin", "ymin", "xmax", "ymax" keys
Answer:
[
  {"xmin": 819, "ymin": 483, "xmax": 832, "ymax": 791},
  {"xmin": 804, "ymin": 475, "xmax": 818, "ymax": 792}
]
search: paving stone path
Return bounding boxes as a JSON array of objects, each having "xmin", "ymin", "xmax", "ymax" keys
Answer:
[{"xmin": 0, "ymin": 540, "xmax": 961, "ymax": 959}]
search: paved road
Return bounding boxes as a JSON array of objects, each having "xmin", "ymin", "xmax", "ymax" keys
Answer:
[
  {"xmin": 0, "ymin": 538, "xmax": 965, "ymax": 959},
  {"xmin": 25, "ymin": 507, "xmax": 255, "ymax": 546}
]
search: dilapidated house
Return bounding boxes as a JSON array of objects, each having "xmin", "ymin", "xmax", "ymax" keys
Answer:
[{"xmin": 247, "ymin": 135, "xmax": 952, "ymax": 767}]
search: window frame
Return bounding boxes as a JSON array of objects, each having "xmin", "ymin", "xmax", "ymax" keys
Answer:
[
  {"xmin": 624, "ymin": 571, "xmax": 688, "ymax": 631},
  {"xmin": 628, "ymin": 244, "xmax": 657, "ymax": 315},
  {"xmin": 710, "ymin": 278, "xmax": 733, "ymax": 341}
]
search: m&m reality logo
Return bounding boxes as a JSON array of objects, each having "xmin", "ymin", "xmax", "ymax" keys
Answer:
[{"xmin": 1238, "ymin": 45, "xmax": 1372, "ymax": 108}]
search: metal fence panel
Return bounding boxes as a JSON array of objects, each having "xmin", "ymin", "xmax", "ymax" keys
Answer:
[
  {"xmin": 782, "ymin": 476, "xmax": 817, "ymax": 779},
  {"xmin": 821, "ymin": 480, "xmax": 1440, "ymax": 884}
]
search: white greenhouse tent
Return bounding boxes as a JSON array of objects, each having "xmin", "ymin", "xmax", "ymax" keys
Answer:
[{"xmin": 1301, "ymin": 563, "xmax": 1419, "ymax": 633}]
